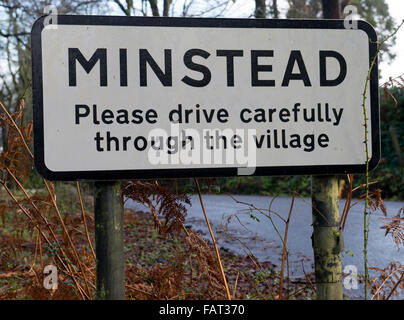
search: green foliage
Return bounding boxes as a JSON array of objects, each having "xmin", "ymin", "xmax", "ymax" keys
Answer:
[
  {"xmin": 23, "ymin": 167, "xmax": 44, "ymax": 190},
  {"xmin": 169, "ymin": 176, "xmax": 312, "ymax": 197},
  {"xmin": 349, "ymin": 88, "xmax": 404, "ymax": 200},
  {"xmin": 372, "ymin": 89, "xmax": 404, "ymax": 198},
  {"xmin": 214, "ymin": 175, "xmax": 311, "ymax": 197},
  {"xmin": 350, "ymin": 0, "xmax": 396, "ymax": 61},
  {"xmin": 379, "ymin": 87, "xmax": 404, "ymax": 169}
]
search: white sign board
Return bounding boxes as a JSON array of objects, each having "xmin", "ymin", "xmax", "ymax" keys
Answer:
[{"xmin": 31, "ymin": 16, "xmax": 379, "ymax": 180}]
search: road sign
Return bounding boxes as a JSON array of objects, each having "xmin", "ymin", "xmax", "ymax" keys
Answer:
[{"xmin": 31, "ymin": 15, "xmax": 379, "ymax": 180}]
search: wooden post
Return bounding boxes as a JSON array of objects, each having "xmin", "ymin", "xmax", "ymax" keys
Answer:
[
  {"xmin": 310, "ymin": 0, "xmax": 343, "ymax": 300},
  {"xmin": 311, "ymin": 176, "xmax": 343, "ymax": 299},
  {"xmin": 94, "ymin": 181, "xmax": 125, "ymax": 300}
]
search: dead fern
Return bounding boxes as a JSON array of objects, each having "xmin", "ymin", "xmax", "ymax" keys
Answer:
[
  {"xmin": 380, "ymin": 207, "xmax": 404, "ymax": 251},
  {"xmin": 183, "ymin": 228, "xmax": 228, "ymax": 299},
  {"xmin": 381, "ymin": 74, "xmax": 404, "ymax": 107},
  {"xmin": 123, "ymin": 180, "xmax": 230, "ymax": 300},
  {"xmin": 369, "ymin": 261, "xmax": 404, "ymax": 300},
  {"xmin": 123, "ymin": 180, "xmax": 190, "ymax": 236},
  {"xmin": 0, "ymin": 100, "xmax": 33, "ymax": 185},
  {"xmin": 367, "ymin": 189, "xmax": 387, "ymax": 216},
  {"xmin": 0, "ymin": 93, "xmax": 96, "ymax": 300}
]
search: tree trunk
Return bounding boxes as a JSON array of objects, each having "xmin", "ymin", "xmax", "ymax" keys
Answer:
[
  {"xmin": 273, "ymin": 0, "xmax": 279, "ymax": 18},
  {"xmin": 255, "ymin": 0, "xmax": 266, "ymax": 18},
  {"xmin": 148, "ymin": 0, "xmax": 160, "ymax": 17},
  {"xmin": 322, "ymin": 0, "xmax": 340, "ymax": 19},
  {"xmin": 163, "ymin": 0, "xmax": 172, "ymax": 17}
]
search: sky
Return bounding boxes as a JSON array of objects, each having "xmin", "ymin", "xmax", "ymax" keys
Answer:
[{"xmin": 378, "ymin": 0, "xmax": 404, "ymax": 83}]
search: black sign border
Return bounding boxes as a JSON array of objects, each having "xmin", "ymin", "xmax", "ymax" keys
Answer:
[{"xmin": 31, "ymin": 15, "xmax": 380, "ymax": 181}]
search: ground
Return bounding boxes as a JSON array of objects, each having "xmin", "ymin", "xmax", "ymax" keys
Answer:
[{"xmin": 0, "ymin": 184, "xmax": 315, "ymax": 300}]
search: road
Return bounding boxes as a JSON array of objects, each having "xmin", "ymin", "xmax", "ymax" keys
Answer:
[{"xmin": 126, "ymin": 194, "xmax": 403, "ymax": 299}]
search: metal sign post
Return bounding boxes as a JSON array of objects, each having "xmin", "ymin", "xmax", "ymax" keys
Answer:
[
  {"xmin": 311, "ymin": 175, "xmax": 343, "ymax": 299},
  {"xmin": 94, "ymin": 181, "xmax": 125, "ymax": 299}
]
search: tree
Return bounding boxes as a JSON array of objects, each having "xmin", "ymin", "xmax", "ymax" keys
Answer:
[
  {"xmin": 0, "ymin": 0, "xmax": 109, "ymax": 155},
  {"xmin": 0, "ymin": 0, "xmax": 105, "ymax": 120},
  {"xmin": 348, "ymin": 0, "xmax": 396, "ymax": 62},
  {"xmin": 111, "ymin": 0, "xmax": 237, "ymax": 17},
  {"xmin": 286, "ymin": 0, "xmax": 322, "ymax": 18},
  {"xmin": 286, "ymin": 0, "xmax": 397, "ymax": 62},
  {"xmin": 255, "ymin": 0, "xmax": 266, "ymax": 18},
  {"xmin": 272, "ymin": 0, "xmax": 279, "ymax": 18},
  {"xmin": 254, "ymin": 0, "xmax": 279, "ymax": 18}
]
